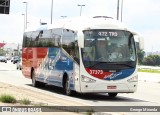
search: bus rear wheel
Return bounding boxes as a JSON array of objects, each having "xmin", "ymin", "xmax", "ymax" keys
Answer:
[
  {"xmin": 31, "ymin": 70, "xmax": 45, "ymax": 87},
  {"xmin": 108, "ymin": 93, "xmax": 118, "ymax": 97},
  {"xmin": 31, "ymin": 70, "xmax": 38, "ymax": 87}
]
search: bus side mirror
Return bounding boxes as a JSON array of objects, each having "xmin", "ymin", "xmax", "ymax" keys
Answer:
[
  {"xmin": 132, "ymin": 31, "xmax": 144, "ymax": 50},
  {"xmin": 134, "ymin": 35, "xmax": 144, "ymax": 50},
  {"xmin": 78, "ymin": 32, "xmax": 84, "ymax": 48},
  {"xmin": 138, "ymin": 36, "xmax": 144, "ymax": 50}
]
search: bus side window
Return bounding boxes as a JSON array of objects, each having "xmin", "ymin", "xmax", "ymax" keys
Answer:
[{"xmin": 62, "ymin": 29, "xmax": 79, "ymax": 63}]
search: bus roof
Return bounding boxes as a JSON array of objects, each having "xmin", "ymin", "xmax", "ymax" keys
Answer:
[{"xmin": 25, "ymin": 16, "xmax": 130, "ymax": 33}]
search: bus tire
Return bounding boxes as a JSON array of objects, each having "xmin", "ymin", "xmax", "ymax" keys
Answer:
[
  {"xmin": 31, "ymin": 70, "xmax": 38, "ymax": 87},
  {"xmin": 31, "ymin": 70, "xmax": 45, "ymax": 87},
  {"xmin": 108, "ymin": 93, "xmax": 118, "ymax": 97},
  {"xmin": 63, "ymin": 76, "xmax": 74, "ymax": 96}
]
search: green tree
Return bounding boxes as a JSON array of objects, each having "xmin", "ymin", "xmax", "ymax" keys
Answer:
[
  {"xmin": 47, "ymin": 40, "xmax": 55, "ymax": 47},
  {"xmin": 0, "ymin": 49, "xmax": 6, "ymax": 56},
  {"xmin": 143, "ymin": 55, "xmax": 160, "ymax": 66},
  {"xmin": 137, "ymin": 50, "xmax": 145, "ymax": 64}
]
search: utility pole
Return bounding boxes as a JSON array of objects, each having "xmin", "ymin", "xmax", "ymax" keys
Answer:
[
  {"xmin": 22, "ymin": 14, "xmax": 25, "ymax": 32},
  {"xmin": 77, "ymin": 4, "xmax": 85, "ymax": 16},
  {"xmin": 23, "ymin": 2, "xmax": 28, "ymax": 29},
  {"xmin": 117, "ymin": 0, "xmax": 120, "ymax": 20},
  {"xmin": 121, "ymin": 0, "xmax": 123, "ymax": 22},
  {"xmin": 51, "ymin": 0, "xmax": 53, "ymax": 24}
]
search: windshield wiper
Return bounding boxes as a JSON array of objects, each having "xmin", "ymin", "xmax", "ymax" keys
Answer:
[{"xmin": 122, "ymin": 63, "xmax": 134, "ymax": 68}]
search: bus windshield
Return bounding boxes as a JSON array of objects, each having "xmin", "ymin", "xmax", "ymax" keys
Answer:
[{"xmin": 82, "ymin": 29, "xmax": 136, "ymax": 69}]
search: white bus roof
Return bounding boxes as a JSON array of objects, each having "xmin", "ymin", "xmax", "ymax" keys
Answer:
[{"xmin": 25, "ymin": 16, "xmax": 130, "ymax": 32}]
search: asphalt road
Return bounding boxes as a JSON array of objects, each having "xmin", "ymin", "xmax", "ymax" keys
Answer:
[{"xmin": 0, "ymin": 61, "xmax": 160, "ymax": 115}]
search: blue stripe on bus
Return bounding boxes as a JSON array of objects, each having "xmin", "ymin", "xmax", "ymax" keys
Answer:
[
  {"xmin": 37, "ymin": 48, "xmax": 75, "ymax": 90},
  {"xmin": 104, "ymin": 68, "xmax": 135, "ymax": 80}
]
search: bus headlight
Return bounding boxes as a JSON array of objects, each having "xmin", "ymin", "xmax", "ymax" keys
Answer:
[
  {"xmin": 81, "ymin": 75, "xmax": 96, "ymax": 83},
  {"xmin": 127, "ymin": 75, "xmax": 138, "ymax": 82}
]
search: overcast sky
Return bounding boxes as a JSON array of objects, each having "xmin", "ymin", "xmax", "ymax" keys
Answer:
[{"xmin": 0, "ymin": 0, "xmax": 160, "ymax": 52}]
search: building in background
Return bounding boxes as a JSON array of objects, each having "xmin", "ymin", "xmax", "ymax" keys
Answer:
[
  {"xmin": 0, "ymin": 42, "xmax": 22, "ymax": 58},
  {"xmin": 0, "ymin": 43, "xmax": 5, "ymax": 48},
  {"xmin": 0, "ymin": 43, "xmax": 6, "ymax": 55}
]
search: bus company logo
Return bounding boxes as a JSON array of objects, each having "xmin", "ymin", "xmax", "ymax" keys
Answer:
[{"xmin": 104, "ymin": 72, "xmax": 122, "ymax": 79}]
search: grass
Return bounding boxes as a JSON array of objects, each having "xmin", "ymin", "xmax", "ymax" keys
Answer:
[
  {"xmin": 19, "ymin": 98, "xmax": 31, "ymax": 105},
  {"xmin": 33, "ymin": 103, "xmax": 48, "ymax": 106},
  {"xmin": 138, "ymin": 69, "xmax": 160, "ymax": 73},
  {"xmin": 0, "ymin": 94, "xmax": 32, "ymax": 105},
  {"xmin": 85, "ymin": 109, "xmax": 94, "ymax": 115},
  {"xmin": 0, "ymin": 94, "xmax": 16, "ymax": 103},
  {"xmin": 86, "ymin": 111, "xmax": 94, "ymax": 115}
]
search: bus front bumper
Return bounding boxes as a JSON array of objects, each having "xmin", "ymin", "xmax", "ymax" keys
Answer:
[{"xmin": 80, "ymin": 82, "xmax": 137, "ymax": 93}]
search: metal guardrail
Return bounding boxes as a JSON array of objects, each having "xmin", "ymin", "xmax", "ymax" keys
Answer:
[{"xmin": 138, "ymin": 65, "xmax": 160, "ymax": 70}]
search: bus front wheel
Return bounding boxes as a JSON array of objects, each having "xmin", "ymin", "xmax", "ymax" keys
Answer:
[
  {"xmin": 64, "ymin": 77, "xmax": 74, "ymax": 96},
  {"xmin": 108, "ymin": 93, "xmax": 118, "ymax": 97}
]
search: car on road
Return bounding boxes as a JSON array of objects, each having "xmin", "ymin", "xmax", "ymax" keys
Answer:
[
  {"xmin": 6, "ymin": 56, "xmax": 11, "ymax": 60},
  {"xmin": 16, "ymin": 59, "xmax": 22, "ymax": 70},
  {"xmin": 12, "ymin": 56, "xmax": 21, "ymax": 64},
  {"xmin": 11, "ymin": 56, "xmax": 19, "ymax": 62},
  {"xmin": 0, "ymin": 56, "xmax": 7, "ymax": 63},
  {"xmin": 11, "ymin": 57, "xmax": 14, "ymax": 62}
]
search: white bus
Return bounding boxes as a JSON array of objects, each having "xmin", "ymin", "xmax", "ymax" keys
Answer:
[{"xmin": 22, "ymin": 16, "xmax": 143, "ymax": 97}]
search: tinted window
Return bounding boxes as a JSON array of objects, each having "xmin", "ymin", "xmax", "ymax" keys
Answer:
[
  {"xmin": 62, "ymin": 29, "xmax": 79, "ymax": 63},
  {"xmin": 23, "ymin": 32, "xmax": 32, "ymax": 47},
  {"xmin": 23, "ymin": 29, "xmax": 61, "ymax": 47}
]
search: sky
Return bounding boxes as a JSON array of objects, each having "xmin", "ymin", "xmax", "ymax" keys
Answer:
[{"xmin": 0, "ymin": 0, "xmax": 160, "ymax": 52}]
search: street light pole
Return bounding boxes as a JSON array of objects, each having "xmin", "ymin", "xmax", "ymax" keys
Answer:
[
  {"xmin": 117, "ymin": 0, "xmax": 120, "ymax": 20},
  {"xmin": 23, "ymin": 2, "xmax": 28, "ymax": 29},
  {"xmin": 121, "ymin": 0, "xmax": 123, "ymax": 22},
  {"xmin": 51, "ymin": 0, "xmax": 53, "ymax": 24},
  {"xmin": 22, "ymin": 14, "xmax": 25, "ymax": 32},
  {"xmin": 77, "ymin": 4, "xmax": 85, "ymax": 16}
]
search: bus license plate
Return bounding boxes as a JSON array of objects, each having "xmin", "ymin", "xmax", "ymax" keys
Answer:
[{"xmin": 107, "ymin": 86, "xmax": 117, "ymax": 89}]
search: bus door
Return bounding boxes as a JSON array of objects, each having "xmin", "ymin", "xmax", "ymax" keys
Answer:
[
  {"xmin": 46, "ymin": 49, "xmax": 62, "ymax": 86},
  {"xmin": 74, "ymin": 63, "xmax": 81, "ymax": 92},
  {"xmin": 37, "ymin": 59, "xmax": 48, "ymax": 82}
]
